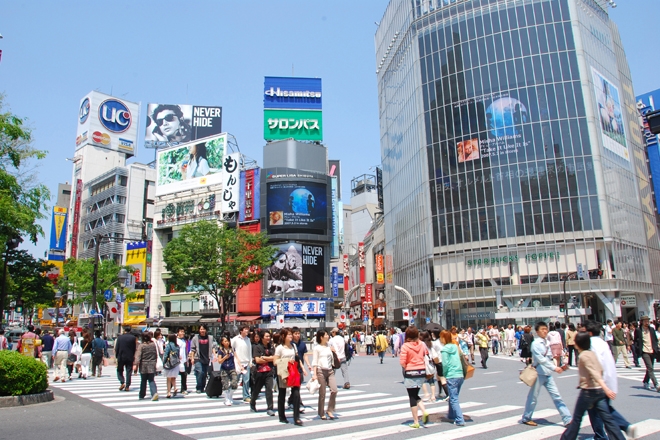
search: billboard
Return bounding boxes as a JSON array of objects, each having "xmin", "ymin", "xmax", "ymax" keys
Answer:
[
  {"xmin": 124, "ymin": 242, "xmax": 147, "ymax": 325},
  {"xmin": 637, "ymin": 94, "xmax": 660, "ymax": 214},
  {"xmin": 156, "ymin": 133, "xmax": 227, "ymax": 196},
  {"xmin": 264, "ymin": 77, "xmax": 322, "ymax": 110},
  {"xmin": 267, "ymin": 181, "xmax": 327, "ymax": 232},
  {"xmin": 331, "ymin": 176, "xmax": 339, "ymax": 258},
  {"xmin": 592, "ymin": 68, "xmax": 629, "ymax": 161},
  {"xmin": 264, "ymin": 109, "xmax": 323, "ymax": 141},
  {"xmin": 76, "ymin": 91, "xmax": 138, "ymax": 157},
  {"xmin": 221, "ymin": 152, "xmax": 240, "ymax": 213},
  {"xmin": 261, "ymin": 297, "xmax": 327, "ymax": 318},
  {"xmin": 49, "ymin": 206, "xmax": 67, "ymax": 252},
  {"xmin": 239, "ymin": 168, "xmax": 261, "ymax": 222},
  {"xmin": 144, "ymin": 103, "xmax": 223, "ymax": 149},
  {"xmin": 265, "ymin": 242, "xmax": 325, "ymax": 295},
  {"xmin": 70, "ymin": 179, "xmax": 83, "ymax": 258}
]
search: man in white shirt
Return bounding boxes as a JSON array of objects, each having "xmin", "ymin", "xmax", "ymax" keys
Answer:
[
  {"xmin": 365, "ymin": 333, "xmax": 374, "ymax": 356},
  {"xmin": 329, "ymin": 328, "xmax": 350, "ymax": 389},
  {"xmin": 583, "ymin": 320, "xmax": 636, "ymax": 440},
  {"xmin": 504, "ymin": 324, "xmax": 516, "ymax": 356},
  {"xmin": 231, "ymin": 325, "xmax": 252, "ymax": 402},
  {"xmin": 603, "ymin": 319, "xmax": 614, "ymax": 355}
]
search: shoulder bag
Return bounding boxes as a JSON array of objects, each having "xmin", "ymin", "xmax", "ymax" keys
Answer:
[
  {"xmin": 71, "ymin": 341, "xmax": 82, "ymax": 356},
  {"xmin": 332, "ymin": 351, "xmax": 341, "ymax": 370},
  {"xmin": 155, "ymin": 344, "xmax": 164, "ymax": 372},
  {"xmin": 519, "ymin": 365, "xmax": 538, "ymax": 386},
  {"xmin": 424, "ymin": 348, "xmax": 436, "ymax": 378},
  {"xmin": 459, "ymin": 350, "xmax": 475, "ymax": 379}
]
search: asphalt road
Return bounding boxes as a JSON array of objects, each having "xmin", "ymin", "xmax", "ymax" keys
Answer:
[{"xmin": 2, "ymin": 350, "xmax": 659, "ymax": 440}]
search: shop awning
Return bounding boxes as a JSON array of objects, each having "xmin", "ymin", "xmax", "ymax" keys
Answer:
[
  {"xmin": 159, "ymin": 315, "xmax": 202, "ymax": 326},
  {"xmin": 159, "ymin": 293, "xmax": 198, "ymax": 302},
  {"xmin": 234, "ymin": 315, "xmax": 262, "ymax": 322}
]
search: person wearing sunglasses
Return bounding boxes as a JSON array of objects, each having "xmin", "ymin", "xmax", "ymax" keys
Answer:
[{"xmin": 150, "ymin": 104, "xmax": 191, "ymax": 143}]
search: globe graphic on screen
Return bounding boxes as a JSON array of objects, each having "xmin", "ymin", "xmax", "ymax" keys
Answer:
[
  {"xmin": 289, "ymin": 188, "xmax": 315, "ymax": 214},
  {"xmin": 485, "ymin": 97, "xmax": 528, "ymax": 137}
]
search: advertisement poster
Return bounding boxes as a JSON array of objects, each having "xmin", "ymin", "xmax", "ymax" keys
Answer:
[
  {"xmin": 221, "ymin": 152, "xmax": 240, "ymax": 213},
  {"xmin": 376, "ymin": 254, "xmax": 384, "ymax": 284},
  {"xmin": 76, "ymin": 91, "xmax": 138, "ymax": 157},
  {"xmin": 592, "ymin": 68, "xmax": 629, "ymax": 161},
  {"xmin": 453, "ymin": 92, "xmax": 530, "ymax": 162},
  {"xmin": 49, "ymin": 206, "xmax": 67, "ymax": 252},
  {"xmin": 144, "ymin": 103, "xmax": 222, "ymax": 148},
  {"xmin": 267, "ymin": 181, "xmax": 327, "ymax": 231},
  {"xmin": 239, "ymin": 168, "xmax": 261, "ymax": 222},
  {"xmin": 124, "ymin": 242, "xmax": 147, "ymax": 325},
  {"xmin": 265, "ymin": 242, "xmax": 325, "ymax": 295},
  {"xmin": 264, "ymin": 109, "xmax": 323, "ymax": 141},
  {"xmin": 156, "ymin": 133, "xmax": 227, "ymax": 196}
]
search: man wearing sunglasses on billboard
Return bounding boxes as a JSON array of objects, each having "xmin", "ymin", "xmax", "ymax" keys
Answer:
[{"xmin": 149, "ymin": 104, "xmax": 191, "ymax": 144}]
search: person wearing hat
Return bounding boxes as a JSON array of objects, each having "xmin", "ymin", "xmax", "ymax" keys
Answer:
[
  {"xmin": 634, "ymin": 315, "xmax": 660, "ymax": 392},
  {"xmin": 474, "ymin": 328, "xmax": 490, "ymax": 369},
  {"xmin": 329, "ymin": 328, "xmax": 350, "ymax": 389}
]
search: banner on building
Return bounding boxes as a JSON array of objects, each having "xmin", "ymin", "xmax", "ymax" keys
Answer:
[
  {"xmin": 144, "ymin": 103, "xmax": 222, "ymax": 149},
  {"xmin": 221, "ymin": 152, "xmax": 241, "ymax": 213},
  {"xmin": 265, "ymin": 242, "xmax": 325, "ymax": 295},
  {"xmin": 49, "ymin": 207, "xmax": 67, "ymax": 252},
  {"xmin": 156, "ymin": 133, "xmax": 227, "ymax": 196},
  {"xmin": 239, "ymin": 168, "xmax": 261, "ymax": 222},
  {"xmin": 376, "ymin": 254, "xmax": 384, "ymax": 284},
  {"xmin": 260, "ymin": 297, "xmax": 327, "ymax": 318},
  {"xmin": 70, "ymin": 179, "xmax": 83, "ymax": 258},
  {"xmin": 592, "ymin": 67, "xmax": 629, "ymax": 161}
]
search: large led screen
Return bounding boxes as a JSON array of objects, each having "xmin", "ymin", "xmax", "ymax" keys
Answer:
[
  {"xmin": 267, "ymin": 181, "xmax": 327, "ymax": 233},
  {"xmin": 265, "ymin": 242, "xmax": 325, "ymax": 295}
]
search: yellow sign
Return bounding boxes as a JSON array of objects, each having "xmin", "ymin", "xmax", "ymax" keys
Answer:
[{"xmin": 124, "ymin": 243, "xmax": 148, "ymax": 325}]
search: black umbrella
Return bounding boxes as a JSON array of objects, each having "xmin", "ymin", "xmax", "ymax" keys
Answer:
[{"xmin": 424, "ymin": 322, "xmax": 443, "ymax": 333}]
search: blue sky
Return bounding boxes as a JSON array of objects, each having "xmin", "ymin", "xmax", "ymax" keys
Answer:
[{"xmin": 1, "ymin": 1, "xmax": 658, "ymax": 260}]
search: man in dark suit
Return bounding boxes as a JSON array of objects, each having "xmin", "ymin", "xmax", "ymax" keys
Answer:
[
  {"xmin": 115, "ymin": 326, "xmax": 137, "ymax": 391},
  {"xmin": 634, "ymin": 315, "xmax": 660, "ymax": 392}
]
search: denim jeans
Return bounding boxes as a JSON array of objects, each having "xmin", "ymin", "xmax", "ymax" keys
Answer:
[
  {"xmin": 194, "ymin": 361, "xmax": 209, "ymax": 392},
  {"xmin": 139, "ymin": 373, "xmax": 157, "ymax": 399},
  {"xmin": 560, "ymin": 389, "xmax": 624, "ymax": 440},
  {"xmin": 491, "ymin": 339, "xmax": 499, "ymax": 354},
  {"xmin": 522, "ymin": 373, "xmax": 571, "ymax": 424},
  {"xmin": 588, "ymin": 398, "xmax": 630, "ymax": 440},
  {"xmin": 446, "ymin": 377, "xmax": 465, "ymax": 425},
  {"xmin": 237, "ymin": 365, "xmax": 250, "ymax": 399}
]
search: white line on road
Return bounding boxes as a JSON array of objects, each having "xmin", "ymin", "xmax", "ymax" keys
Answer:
[
  {"xmin": 557, "ymin": 374, "xmax": 577, "ymax": 379},
  {"xmin": 468, "ymin": 385, "xmax": 497, "ymax": 390},
  {"xmin": 483, "ymin": 371, "xmax": 503, "ymax": 375},
  {"xmin": 465, "ymin": 405, "xmax": 523, "ymax": 417},
  {"xmin": 494, "ymin": 416, "xmax": 589, "ymax": 439}
]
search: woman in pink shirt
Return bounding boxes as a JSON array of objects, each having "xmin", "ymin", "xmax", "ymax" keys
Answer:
[{"xmin": 399, "ymin": 326, "xmax": 429, "ymax": 429}]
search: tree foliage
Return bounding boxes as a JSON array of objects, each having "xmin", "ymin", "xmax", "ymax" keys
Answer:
[
  {"xmin": 162, "ymin": 220, "xmax": 276, "ymax": 332},
  {"xmin": 0, "ymin": 94, "xmax": 50, "ymax": 244},
  {"xmin": 61, "ymin": 258, "xmax": 134, "ymax": 308},
  {"xmin": 5, "ymin": 250, "xmax": 56, "ymax": 312}
]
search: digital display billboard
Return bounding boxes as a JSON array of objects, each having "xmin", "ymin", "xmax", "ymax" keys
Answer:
[
  {"xmin": 156, "ymin": 133, "xmax": 227, "ymax": 196},
  {"xmin": 144, "ymin": 103, "xmax": 222, "ymax": 149},
  {"xmin": 265, "ymin": 242, "xmax": 325, "ymax": 295},
  {"xmin": 76, "ymin": 91, "xmax": 139, "ymax": 157},
  {"xmin": 267, "ymin": 181, "xmax": 327, "ymax": 232}
]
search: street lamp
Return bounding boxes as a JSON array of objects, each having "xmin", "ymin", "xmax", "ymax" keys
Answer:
[
  {"xmin": 275, "ymin": 293, "xmax": 282, "ymax": 328},
  {"xmin": 394, "ymin": 285, "xmax": 415, "ymax": 325}
]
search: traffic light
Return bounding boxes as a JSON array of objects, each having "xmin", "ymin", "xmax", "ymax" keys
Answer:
[
  {"xmin": 15, "ymin": 299, "xmax": 24, "ymax": 314},
  {"xmin": 559, "ymin": 302, "xmax": 566, "ymax": 313},
  {"xmin": 134, "ymin": 282, "xmax": 152, "ymax": 290}
]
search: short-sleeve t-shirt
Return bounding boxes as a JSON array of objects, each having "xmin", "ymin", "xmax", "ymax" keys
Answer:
[{"xmin": 275, "ymin": 344, "xmax": 296, "ymax": 359}]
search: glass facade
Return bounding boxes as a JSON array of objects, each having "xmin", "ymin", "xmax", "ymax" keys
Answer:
[
  {"xmin": 420, "ymin": 0, "xmax": 601, "ymax": 246},
  {"xmin": 377, "ymin": 0, "xmax": 660, "ymax": 327}
]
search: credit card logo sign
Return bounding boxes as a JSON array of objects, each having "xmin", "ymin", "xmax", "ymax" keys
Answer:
[
  {"xmin": 99, "ymin": 99, "xmax": 131, "ymax": 133},
  {"xmin": 92, "ymin": 131, "xmax": 111, "ymax": 146},
  {"xmin": 79, "ymin": 98, "xmax": 90, "ymax": 124}
]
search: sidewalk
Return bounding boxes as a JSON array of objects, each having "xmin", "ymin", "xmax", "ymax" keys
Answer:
[{"xmin": 0, "ymin": 385, "xmax": 187, "ymax": 440}]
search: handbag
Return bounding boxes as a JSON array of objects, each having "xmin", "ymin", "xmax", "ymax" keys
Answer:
[
  {"xmin": 287, "ymin": 360, "xmax": 301, "ymax": 387},
  {"xmin": 102, "ymin": 357, "xmax": 109, "ymax": 367},
  {"xmin": 332, "ymin": 351, "xmax": 341, "ymax": 370},
  {"xmin": 156, "ymin": 355, "xmax": 164, "ymax": 372},
  {"xmin": 424, "ymin": 351, "xmax": 436, "ymax": 378},
  {"xmin": 519, "ymin": 365, "xmax": 538, "ymax": 386},
  {"xmin": 306, "ymin": 378, "xmax": 320, "ymax": 395},
  {"xmin": 71, "ymin": 342, "xmax": 82, "ymax": 356},
  {"xmin": 459, "ymin": 350, "xmax": 475, "ymax": 379}
]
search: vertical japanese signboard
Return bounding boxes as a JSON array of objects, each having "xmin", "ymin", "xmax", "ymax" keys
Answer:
[
  {"xmin": 331, "ymin": 266, "xmax": 339, "ymax": 297},
  {"xmin": 239, "ymin": 168, "xmax": 260, "ymax": 222},
  {"xmin": 70, "ymin": 179, "xmax": 83, "ymax": 258},
  {"xmin": 331, "ymin": 176, "xmax": 339, "ymax": 258},
  {"xmin": 221, "ymin": 152, "xmax": 240, "ymax": 213},
  {"xmin": 376, "ymin": 254, "xmax": 384, "ymax": 284}
]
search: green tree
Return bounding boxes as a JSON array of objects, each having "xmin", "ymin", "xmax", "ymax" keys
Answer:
[
  {"xmin": 61, "ymin": 258, "xmax": 133, "ymax": 310},
  {"xmin": 162, "ymin": 220, "xmax": 276, "ymax": 333},
  {"xmin": 0, "ymin": 95, "xmax": 51, "ymax": 321},
  {"xmin": 4, "ymin": 250, "xmax": 55, "ymax": 324}
]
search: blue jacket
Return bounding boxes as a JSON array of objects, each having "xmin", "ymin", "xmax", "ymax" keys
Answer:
[{"xmin": 530, "ymin": 337, "xmax": 557, "ymax": 376}]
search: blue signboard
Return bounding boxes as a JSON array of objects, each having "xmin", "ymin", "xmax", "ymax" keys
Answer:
[
  {"xmin": 637, "ymin": 89, "xmax": 660, "ymax": 214},
  {"xmin": 49, "ymin": 207, "xmax": 68, "ymax": 252},
  {"xmin": 104, "ymin": 290, "xmax": 112, "ymax": 301},
  {"xmin": 264, "ymin": 77, "xmax": 322, "ymax": 110},
  {"xmin": 331, "ymin": 267, "xmax": 339, "ymax": 297}
]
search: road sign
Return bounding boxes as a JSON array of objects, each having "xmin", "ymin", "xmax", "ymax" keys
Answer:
[
  {"xmin": 426, "ymin": 317, "xmax": 431, "ymax": 324},
  {"xmin": 577, "ymin": 263, "xmax": 584, "ymax": 280},
  {"xmin": 104, "ymin": 290, "xmax": 112, "ymax": 301},
  {"xmin": 409, "ymin": 319, "xmax": 415, "ymax": 326}
]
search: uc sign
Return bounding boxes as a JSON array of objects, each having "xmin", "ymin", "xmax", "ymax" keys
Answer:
[{"xmin": 99, "ymin": 99, "xmax": 131, "ymax": 133}]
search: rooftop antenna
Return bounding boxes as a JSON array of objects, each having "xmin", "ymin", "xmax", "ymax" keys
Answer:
[{"xmin": 292, "ymin": 64, "xmax": 294, "ymax": 76}]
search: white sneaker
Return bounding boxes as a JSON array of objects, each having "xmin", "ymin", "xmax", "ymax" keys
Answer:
[
  {"xmin": 224, "ymin": 399, "xmax": 232, "ymax": 406},
  {"xmin": 626, "ymin": 425, "xmax": 638, "ymax": 439}
]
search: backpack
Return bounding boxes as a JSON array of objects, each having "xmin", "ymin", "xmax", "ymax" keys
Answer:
[
  {"xmin": 92, "ymin": 339, "xmax": 104, "ymax": 359},
  {"xmin": 519, "ymin": 336, "xmax": 529, "ymax": 350},
  {"xmin": 345, "ymin": 341, "xmax": 353, "ymax": 362}
]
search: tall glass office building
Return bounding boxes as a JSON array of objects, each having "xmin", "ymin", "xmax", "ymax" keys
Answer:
[{"xmin": 376, "ymin": 0, "xmax": 660, "ymax": 328}]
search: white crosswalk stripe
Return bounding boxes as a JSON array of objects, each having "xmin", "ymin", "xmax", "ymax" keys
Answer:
[{"xmin": 50, "ymin": 375, "xmax": 660, "ymax": 439}]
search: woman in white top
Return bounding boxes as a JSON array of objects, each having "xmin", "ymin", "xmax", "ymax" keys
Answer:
[
  {"xmin": 273, "ymin": 328, "xmax": 303, "ymax": 426},
  {"xmin": 312, "ymin": 330, "xmax": 338, "ymax": 420},
  {"xmin": 186, "ymin": 143, "xmax": 210, "ymax": 179}
]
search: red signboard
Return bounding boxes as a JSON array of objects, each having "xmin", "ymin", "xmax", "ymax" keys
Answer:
[
  {"xmin": 376, "ymin": 254, "xmax": 384, "ymax": 284},
  {"xmin": 70, "ymin": 179, "xmax": 83, "ymax": 257},
  {"xmin": 236, "ymin": 222, "xmax": 262, "ymax": 314}
]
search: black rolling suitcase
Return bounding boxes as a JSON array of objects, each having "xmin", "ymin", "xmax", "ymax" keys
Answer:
[{"xmin": 205, "ymin": 369, "xmax": 223, "ymax": 398}]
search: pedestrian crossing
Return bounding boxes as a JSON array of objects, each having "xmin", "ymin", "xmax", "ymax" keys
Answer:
[{"xmin": 49, "ymin": 374, "xmax": 660, "ymax": 439}]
